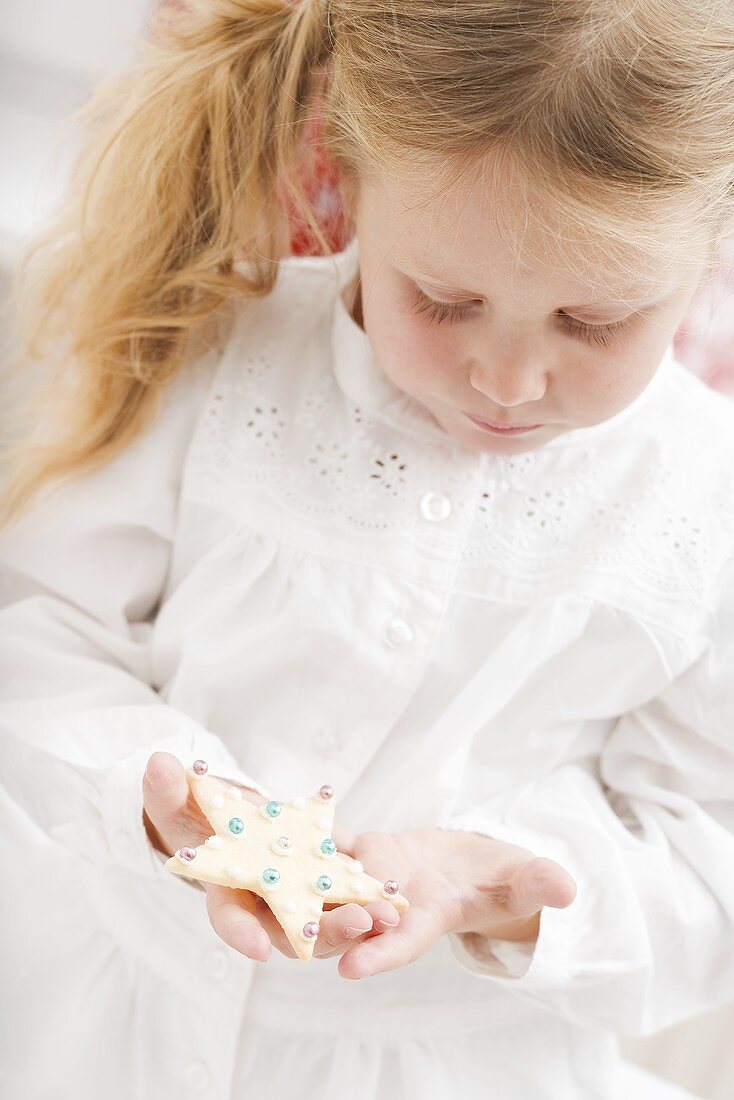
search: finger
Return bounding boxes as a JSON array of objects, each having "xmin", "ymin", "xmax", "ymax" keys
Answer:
[
  {"xmin": 315, "ymin": 903, "xmax": 374, "ymax": 956},
  {"xmin": 143, "ymin": 751, "xmax": 188, "ymax": 814},
  {"xmin": 142, "ymin": 752, "xmax": 208, "ymax": 852},
  {"xmin": 352, "ymin": 898, "xmax": 402, "ymax": 938},
  {"xmin": 332, "ymin": 826, "xmax": 357, "ymax": 857},
  {"xmin": 338, "ymin": 906, "xmax": 440, "ymax": 980},
  {"xmin": 314, "ymin": 897, "xmax": 403, "ymax": 958},
  {"xmin": 205, "ymin": 883, "xmax": 273, "ymax": 963},
  {"xmin": 509, "ymin": 857, "xmax": 577, "ymax": 918}
]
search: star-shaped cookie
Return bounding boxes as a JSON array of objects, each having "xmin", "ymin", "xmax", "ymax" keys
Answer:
[{"xmin": 164, "ymin": 759, "xmax": 410, "ymax": 960}]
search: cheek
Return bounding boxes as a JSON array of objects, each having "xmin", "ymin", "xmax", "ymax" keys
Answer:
[
  {"xmin": 363, "ymin": 291, "xmax": 448, "ymax": 389},
  {"xmin": 363, "ymin": 292, "xmax": 440, "ymax": 382},
  {"xmin": 570, "ymin": 346, "xmax": 661, "ymax": 418}
]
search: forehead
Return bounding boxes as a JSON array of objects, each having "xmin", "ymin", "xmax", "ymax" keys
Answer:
[{"xmin": 359, "ymin": 159, "xmax": 691, "ymax": 308}]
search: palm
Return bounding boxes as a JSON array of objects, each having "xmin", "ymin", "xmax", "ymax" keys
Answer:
[
  {"xmin": 334, "ymin": 826, "xmax": 575, "ymax": 980},
  {"xmin": 337, "ymin": 828, "xmax": 481, "ymax": 965}
]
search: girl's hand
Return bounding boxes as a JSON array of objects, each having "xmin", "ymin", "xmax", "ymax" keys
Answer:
[
  {"xmin": 330, "ymin": 826, "xmax": 577, "ymax": 980},
  {"xmin": 141, "ymin": 752, "xmax": 402, "ymax": 963}
]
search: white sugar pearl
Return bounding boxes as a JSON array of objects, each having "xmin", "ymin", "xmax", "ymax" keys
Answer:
[
  {"xmin": 227, "ymin": 866, "xmax": 246, "ymax": 882},
  {"xmin": 282, "ymin": 899, "xmax": 297, "ymax": 914},
  {"xmin": 228, "ymin": 786, "xmax": 243, "ymax": 799},
  {"xmin": 272, "ymin": 839, "xmax": 294, "ymax": 857},
  {"xmin": 349, "ymin": 860, "xmax": 364, "ymax": 875},
  {"xmin": 209, "ymin": 794, "xmax": 224, "ymax": 809},
  {"xmin": 310, "ymin": 903, "xmax": 323, "ymax": 916},
  {"xmin": 291, "ymin": 797, "xmax": 306, "ymax": 810},
  {"xmin": 350, "ymin": 879, "xmax": 365, "ymax": 895},
  {"xmin": 205, "ymin": 836, "xmax": 225, "ymax": 850}
]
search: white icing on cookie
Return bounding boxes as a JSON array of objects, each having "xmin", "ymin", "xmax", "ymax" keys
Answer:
[
  {"xmin": 227, "ymin": 865, "xmax": 247, "ymax": 882},
  {"xmin": 317, "ymin": 816, "xmax": 330, "ymax": 830},
  {"xmin": 282, "ymin": 899, "xmax": 297, "ymax": 914},
  {"xmin": 272, "ymin": 838, "xmax": 294, "ymax": 857},
  {"xmin": 290, "ymin": 796, "xmax": 306, "ymax": 810},
  {"xmin": 205, "ymin": 835, "xmax": 225, "ymax": 850},
  {"xmin": 228, "ymin": 786, "xmax": 243, "ymax": 799},
  {"xmin": 349, "ymin": 860, "xmax": 364, "ymax": 875},
  {"xmin": 209, "ymin": 794, "xmax": 224, "ymax": 809},
  {"xmin": 350, "ymin": 879, "xmax": 365, "ymax": 895}
]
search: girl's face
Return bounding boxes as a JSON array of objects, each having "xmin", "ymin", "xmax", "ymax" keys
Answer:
[{"xmin": 342, "ymin": 161, "xmax": 708, "ymax": 454}]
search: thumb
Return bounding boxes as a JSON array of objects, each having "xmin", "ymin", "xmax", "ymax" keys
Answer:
[
  {"xmin": 143, "ymin": 751, "xmax": 189, "ymax": 817},
  {"xmin": 142, "ymin": 752, "xmax": 203, "ymax": 858},
  {"xmin": 508, "ymin": 856, "xmax": 577, "ymax": 918}
]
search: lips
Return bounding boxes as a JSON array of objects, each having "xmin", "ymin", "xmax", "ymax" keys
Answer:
[{"xmin": 466, "ymin": 413, "xmax": 542, "ymax": 435}]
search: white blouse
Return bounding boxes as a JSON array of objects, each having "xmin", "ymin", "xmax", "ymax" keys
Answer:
[{"xmin": 2, "ymin": 236, "xmax": 734, "ymax": 1100}]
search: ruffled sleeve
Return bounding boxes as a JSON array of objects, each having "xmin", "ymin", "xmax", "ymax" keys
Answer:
[
  {"xmin": 441, "ymin": 560, "xmax": 734, "ymax": 1037},
  {"xmin": 0, "ymin": 355, "xmax": 271, "ymax": 881}
]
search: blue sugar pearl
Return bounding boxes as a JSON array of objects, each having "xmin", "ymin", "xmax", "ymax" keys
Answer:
[
  {"xmin": 315, "ymin": 874, "xmax": 332, "ymax": 893},
  {"xmin": 265, "ymin": 801, "xmax": 282, "ymax": 819},
  {"xmin": 228, "ymin": 817, "xmax": 244, "ymax": 835},
  {"xmin": 262, "ymin": 868, "xmax": 280, "ymax": 885},
  {"xmin": 320, "ymin": 839, "xmax": 336, "ymax": 856}
]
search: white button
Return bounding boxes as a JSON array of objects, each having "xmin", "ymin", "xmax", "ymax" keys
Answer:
[
  {"xmin": 420, "ymin": 491, "xmax": 451, "ymax": 522},
  {"xmin": 312, "ymin": 729, "xmax": 344, "ymax": 757},
  {"xmin": 382, "ymin": 618, "xmax": 414, "ymax": 647},
  {"xmin": 185, "ymin": 1061, "xmax": 211, "ymax": 1091},
  {"xmin": 207, "ymin": 949, "xmax": 230, "ymax": 981}
]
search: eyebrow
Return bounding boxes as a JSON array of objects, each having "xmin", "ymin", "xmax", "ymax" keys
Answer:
[{"xmin": 391, "ymin": 259, "xmax": 666, "ymax": 312}]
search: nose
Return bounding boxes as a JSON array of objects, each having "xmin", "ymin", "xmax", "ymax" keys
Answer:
[{"xmin": 469, "ymin": 349, "xmax": 548, "ymax": 407}]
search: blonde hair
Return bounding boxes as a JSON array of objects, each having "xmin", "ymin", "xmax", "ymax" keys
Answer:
[{"xmin": 2, "ymin": 0, "xmax": 733, "ymax": 525}]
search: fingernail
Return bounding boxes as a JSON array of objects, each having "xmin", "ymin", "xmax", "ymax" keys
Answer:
[
  {"xmin": 344, "ymin": 926, "xmax": 368, "ymax": 938},
  {"xmin": 375, "ymin": 918, "xmax": 398, "ymax": 931}
]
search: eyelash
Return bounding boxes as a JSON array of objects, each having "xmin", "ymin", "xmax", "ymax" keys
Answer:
[{"xmin": 409, "ymin": 286, "xmax": 631, "ymax": 348}]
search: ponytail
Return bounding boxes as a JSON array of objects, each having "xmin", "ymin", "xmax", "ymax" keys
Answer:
[{"xmin": 1, "ymin": 0, "xmax": 334, "ymax": 525}]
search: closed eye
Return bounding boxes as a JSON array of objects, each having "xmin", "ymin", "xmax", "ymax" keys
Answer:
[
  {"xmin": 409, "ymin": 285, "xmax": 634, "ymax": 348},
  {"xmin": 410, "ymin": 287, "xmax": 475, "ymax": 325},
  {"xmin": 559, "ymin": 314, "xmax": 631, "ymax": 348}
]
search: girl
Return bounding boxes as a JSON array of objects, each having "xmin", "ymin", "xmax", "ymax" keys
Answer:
[{"xmin": 1, "ymin": 1, "xmax": 733, "ymax": 1098}]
